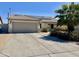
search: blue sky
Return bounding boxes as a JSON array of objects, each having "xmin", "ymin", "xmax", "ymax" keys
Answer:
[{"xmin": 0, "ymin": 2, "xmax": 72, "ymax": 23}]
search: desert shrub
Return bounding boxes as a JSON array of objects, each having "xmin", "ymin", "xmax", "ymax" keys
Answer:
[
  {"xmin": 41, "ymin": 28, "xmax": 48, "ymax": 32},
  {"xmin": 54, "ymin": 26, "xmax": 67, "ymax": 31},
  {"xmin": 69, "ymin": 31, "xmax": 79, "ymax": 41},
  {"xmin": 67, "ymin": 21, "xmax": 75, "ymax": 33},
  {"xmin": 50, "ymin": 30, "xmax": 69, "ymax": 40},
  {"xmin": 50, "ymin": 30, "xmax": 79, "ymax": 41}
]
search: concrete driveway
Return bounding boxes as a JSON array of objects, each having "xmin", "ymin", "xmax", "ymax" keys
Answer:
[{"xmin": 0, "ymin": 33, "xmax": 79, "ymax": 57}]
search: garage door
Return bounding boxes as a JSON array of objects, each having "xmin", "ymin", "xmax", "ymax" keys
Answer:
[{"xmin": 12, "ymin": 22, "xmax": 38, "ymax": 33}]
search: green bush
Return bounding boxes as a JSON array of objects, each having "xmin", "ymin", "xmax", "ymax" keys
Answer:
[{"xmin": 41, "ymin": 28, "xmax": 48, "ymax": 32}]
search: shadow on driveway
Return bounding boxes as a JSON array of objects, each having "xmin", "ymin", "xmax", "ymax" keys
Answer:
[{"xmin": 40, "ymin": 35, "xmax": 69, "ymax": 43}]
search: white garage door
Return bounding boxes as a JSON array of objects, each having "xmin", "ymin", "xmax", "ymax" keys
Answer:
[{"xmin": 12, "ymin": 22, "xmax": 38, "ymax": 33}]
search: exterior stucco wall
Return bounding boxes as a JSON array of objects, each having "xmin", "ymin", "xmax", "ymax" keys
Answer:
[
  {"xmin": 8, "ymin": 18, "xmax": 57, "ymax": 33},
  {"xmin": 41, "ymin": 23, "xmax": 50, "ymax": 29},
  {"xmin": 8, "ymin": 20, "xmax": 12, "ymax": 33},
  {"xmin": 8, "ymin": 19, "xmax": 40, "ymax": 33},
  {"xmin": 0, "ymin": 21, "xmax": 2, "ymax": 24}
]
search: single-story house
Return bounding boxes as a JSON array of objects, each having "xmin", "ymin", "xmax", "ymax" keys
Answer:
[
  {"xmin": 0, "ymin": 16, "xmax": 3, "ymax": 33},
  {"xmin": 8, "ymin": 15, "xmax": 57, "ymax": 33}
]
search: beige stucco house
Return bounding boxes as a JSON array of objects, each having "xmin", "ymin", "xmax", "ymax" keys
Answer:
[{"xmin": 8, "ymin": 15, "xmax": 57, "ymax": 33}]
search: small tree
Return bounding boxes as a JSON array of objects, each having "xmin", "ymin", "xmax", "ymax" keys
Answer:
[{"xmin": 55, "ymin": 2, "xmax": 79, "ymax": 33}]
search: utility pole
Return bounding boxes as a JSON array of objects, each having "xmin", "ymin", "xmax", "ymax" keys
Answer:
[
  {"xmin": 8, "ymin": 8, "xmax": 11, "ymax": 18},
  {"xmin": 7, "ymin": 8, "xmax": 12, "ymax": 25}
]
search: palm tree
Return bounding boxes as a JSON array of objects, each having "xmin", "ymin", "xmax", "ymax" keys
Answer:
[{"xmin": 55, "ymin": 2, "xmax": 79, "ymax": 33}]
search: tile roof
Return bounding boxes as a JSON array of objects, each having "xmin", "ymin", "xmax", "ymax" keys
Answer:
[{"xmin": 9, "ymin": 14, "xmax": 58, "ymax": 23}]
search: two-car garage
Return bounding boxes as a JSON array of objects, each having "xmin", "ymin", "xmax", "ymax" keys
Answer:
[
  {"xmin": 12, "ymin": 22, "xmax": 39, "ymax": 33},
  {"xmin": 8, "ymin": 15, "xmax": 40, "ymax": 33}
]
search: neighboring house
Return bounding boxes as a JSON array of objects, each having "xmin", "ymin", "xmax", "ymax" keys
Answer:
[
  {"xmin": 8, "ymin": 15, "xmax": 57, "ymax": 33},
  {"xmin": 0, "ymin": 16, "xmax": 3, "ymax": 33}
]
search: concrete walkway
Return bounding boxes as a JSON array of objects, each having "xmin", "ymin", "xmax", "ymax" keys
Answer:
[{"xmin": 0, "ymin": 33, "xmax": 79, "ymax": 57}]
